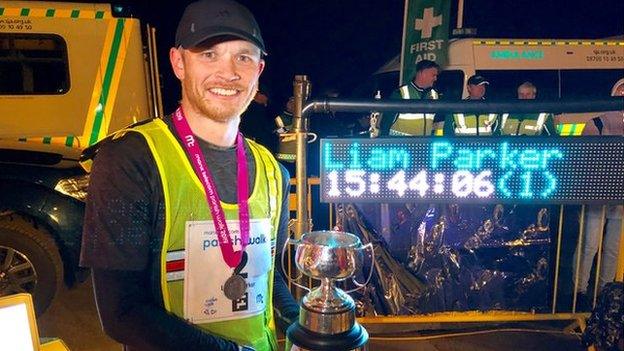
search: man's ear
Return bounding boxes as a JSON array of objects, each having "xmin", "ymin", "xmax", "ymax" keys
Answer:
[
  {"xmin": 169, "ymin": 47, "xmax": 185, "ymax": 80},
  {"xmin": 257, "ymin": 59, "xmax": 266, "ymax": 76}
]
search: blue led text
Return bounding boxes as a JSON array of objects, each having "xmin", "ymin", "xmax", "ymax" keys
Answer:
[
  {"xmin": 431, "ymin": 142, "xmax": 563, "ymax": 170},
  {"xmin": 324, "ymin": 143, "xmax": 344, "ymax": 170},
  {"xmin": 367, "ymin": 147, "xmax": 410, "ymax": 170}
]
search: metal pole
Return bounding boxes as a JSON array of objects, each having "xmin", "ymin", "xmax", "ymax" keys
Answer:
[
  {"xmin": 551, "ymin": 205, "xmax": 565, "ymax": 314},
  {"xmin": 616, "ymin": 214, "xmax": 624, "ymax": 282},
  {"xmin": 592, "ymin": 205, "xmax": 607, "ymax": 308},
  {"xmin": 293, "ymin": 75, "xmax": 311, "ymax": 239},
  {"xmin": 399, "ymin": 0, "xmax": 410, "ymax": 86},
  {"xmin": 572, "ymin": 205, "xmax": 586, "ymax": 313},
  {"xmin": 301, "ymin": 98, "xmax": 624, "ymax": 116},
  {"xmin": 150, "ymin": 27, "xmax": 164, "ymax": 118},
  {"xmin": 456, "ymin": 0, "xmax": 464, "ymax": 29}
]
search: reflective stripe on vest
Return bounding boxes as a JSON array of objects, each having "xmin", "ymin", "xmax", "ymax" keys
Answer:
[
  {"xmin": 129, "ymin": 119, "xmax": 282, "ymax": 351},
  {"xmin": 389, "ymin": 85, "xmax": 437, "ymax": 136},
  {"xmin": 453, "ymin": 113, "xmax": 498, "ymax": 135},
  {"xmin": 500, "ymin": 112, "xmax": 548, "ymax": 135},
  {"xmin": 395, "ymin": 85, "xmax": 435, "ymax": 121},
  {"xmin": 532, "ymin": 113, "xmax": 548, "ymax": 131}
]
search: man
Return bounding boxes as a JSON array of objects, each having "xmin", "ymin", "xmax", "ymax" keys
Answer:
[
  {"xmin": 80, "ymin": 1, "xmax": 299, "ymax": 350},
  {"xmin": 593, "ymin": 77, "xmax": 624, "ymax": 135},
  {"xmin": 466, "ymin": 74, "xmax": 488, "ymax": 100},
  {"xmin": 499, "ymin": 81, "xmax": 556, "ymax": 136},
  {"xmin": 383, "ymin": 59, "xmax": 440, "ymax": 136},
  {"xmin": 444, "ymin": 74, "xmax": 498, "ymax": 136},
  {"xmin": 517, "ymin": 81, "xmax": 537, "ymax": 100},
  {"xmin": 572, "ymin": 78, "xmax": 624, "ymax": 309}
]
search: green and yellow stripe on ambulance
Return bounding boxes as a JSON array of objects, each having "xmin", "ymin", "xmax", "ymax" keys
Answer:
[
  {"xmin": 0, "ymin": 6, "xmax": 109, "ymax": 19},
  {"xmin": 474, "ymin": 40, "xmax": 624, "ymax": 47},
  {"xmin": 1, "ymin": 6, "xmax": 130, "ymax": 152},
  {"xmin": 557, "ymin": 123, "xmax": 586, "ymax": 136},
  {"xmin": 83, "ymin": 17, "xmax": 133, "ymax": 147},
  {"xmin": 76, "ymin": 17, "xmax": 133, "ymax": 172}
]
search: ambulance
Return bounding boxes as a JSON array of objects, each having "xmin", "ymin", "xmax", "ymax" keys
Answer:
[
  {"xmin": 372, "ymin": 38, "xmax": 624, "ymax": 135},
  {"xmin": 0, "ymin": 1, "xmax": 161, "ymax": 313}
]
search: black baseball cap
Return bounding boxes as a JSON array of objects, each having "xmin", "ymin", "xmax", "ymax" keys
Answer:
[
  {"xmin": 467, "ymin": 75, "xmax": 489, "ymax": 86},
  {"xmin": 175, "ymin": 0, "xmax": 266, "ymax": 54}
]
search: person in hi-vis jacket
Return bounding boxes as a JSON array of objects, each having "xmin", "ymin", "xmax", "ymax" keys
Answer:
[
  {"xmin": 80, "ymin": 1, "xmax": 299, "ymax": 350},
  {"xmin": 499, "ymin": 81, "xmax": 556, "ymax": 136},
  {"xmin": 382, "ymin": 59, "xmax": 440, "ymax": 136},
  {"xmin": 444, "ymin": 74, "xmax": 499, "ymax": 136}
]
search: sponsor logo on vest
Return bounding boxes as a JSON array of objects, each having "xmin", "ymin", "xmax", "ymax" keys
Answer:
[
  {"xmin": 202, "ymin": 234, "xmax": 268, "ymax": 250},
  {"xmin": 202, "ymin": 297, "xmax": 218, "ymax": 316}
]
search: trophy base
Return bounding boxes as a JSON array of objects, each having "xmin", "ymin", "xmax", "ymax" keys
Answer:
[
  {"xmin": 286, "ymin": 321, "xmax": 368, "ymax": 351},
  {"xmin": 299, "ymin": 303, "xmax": 355, "ymax": 334}
]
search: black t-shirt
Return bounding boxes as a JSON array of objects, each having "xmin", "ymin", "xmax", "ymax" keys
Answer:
[{"xmin": 80, "ymin": 116, "xmax": 298, "ymax": 350}]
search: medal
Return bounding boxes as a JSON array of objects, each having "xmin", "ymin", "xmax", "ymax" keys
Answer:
[
  {"xmin": 223, "ymin": 252, "xmax": 248, "ymax": 300},
  {"xmin": 223, "ymin": 275, "xmax": 247, "ymax": 301}
]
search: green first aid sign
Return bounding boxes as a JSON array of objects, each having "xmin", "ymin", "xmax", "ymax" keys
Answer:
[{"xmin": 400, "ymin": 0, "xmax": 451, "ymax": 84}]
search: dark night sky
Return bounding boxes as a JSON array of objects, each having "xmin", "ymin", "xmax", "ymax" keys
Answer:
[{"xmin": 107, "ymin": 0, "xmax": 623, "ymax": 110}]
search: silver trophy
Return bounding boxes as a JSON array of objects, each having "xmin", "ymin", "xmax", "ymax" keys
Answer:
[{"xmin": 282, "ymin": 230, "xmax": 373, "ymax": 350}]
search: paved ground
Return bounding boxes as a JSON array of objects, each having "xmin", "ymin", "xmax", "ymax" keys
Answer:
[{"xmin": 36, "ymin": 279, "xmax": 585, "ymax": 351}]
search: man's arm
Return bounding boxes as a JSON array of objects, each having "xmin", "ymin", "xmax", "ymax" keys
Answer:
[
  {"xmin": 92, "ymin": 269, "xmax": 239, "ymax": 351},
  {"xmin": 272, "ymin": 164, "xmax": 300, "ymax": 333},
  {"xmin": 81, "ymin": 134, "xmax": 239, "ymax": 351},
  {"xmin": 442, "ymin": 114, "xmax": 455, "ymax": 137}
]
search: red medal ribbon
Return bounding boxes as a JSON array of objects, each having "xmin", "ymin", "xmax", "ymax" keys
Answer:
[{"xmin": 172, "ymin": 107, "xmax": 250, "ymax": 268}]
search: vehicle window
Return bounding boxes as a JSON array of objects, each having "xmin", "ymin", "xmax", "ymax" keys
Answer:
[
  {"xmin": 561, "ymin": 69, "xmax": 624, "ymax": 99},
  {"xmin": 435, "ymin": 69, "xmax": 464, "ymax": 100},
  {"xmin": 0, "ymin": 34, "xmax": 69, "ymax": 95},
  {"xmin": 476, "ymin": 69, "xmax": 559, "ymax": 99}
]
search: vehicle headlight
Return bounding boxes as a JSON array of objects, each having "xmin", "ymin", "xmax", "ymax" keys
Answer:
[{"xmin": 54, "ymin": 175, "xmax": 90, "ymax": 202}]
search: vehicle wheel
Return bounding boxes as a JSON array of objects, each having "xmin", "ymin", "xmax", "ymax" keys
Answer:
[{"xmin": 0, "ymin": 215, "xmax": 63, "ymax": 315}]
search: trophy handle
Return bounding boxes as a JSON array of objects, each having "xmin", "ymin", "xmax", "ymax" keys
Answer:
[
  {"xmin": 345, "ymin": 242, "xmax": 374, "ymax": 294},
  {"xmin": 280, "ymin": 238, "xmax": 311, "ymax": 293}
]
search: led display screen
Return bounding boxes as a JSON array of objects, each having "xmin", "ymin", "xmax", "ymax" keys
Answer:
[{"xmin": 320, "ymin": 137, "xmax": 624, "ymax": 204}]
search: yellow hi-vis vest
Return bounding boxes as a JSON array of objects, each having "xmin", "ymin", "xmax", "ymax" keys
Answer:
[
  {"xmin": 452, "ymin": 113, "xmax": 498, "ymax": 135},
  {"xmin": 389, "ymin": 84, "xmax": 438, "ymax": 136},
  {"xmin": 500, "ymin": 112, "xmax": 550, "ymax": 135},
  {"xmin": 129, "ymin": 119, "xmax": 283, "ymax": 351}
]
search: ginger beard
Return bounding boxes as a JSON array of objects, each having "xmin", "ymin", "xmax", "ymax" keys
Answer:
[{"xmin": 182, "ymin": 73, "xmax": 258, "ymax": 124}]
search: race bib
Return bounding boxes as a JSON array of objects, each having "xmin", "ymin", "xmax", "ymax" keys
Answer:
[{"xmin": 184, "ymin": 218, "xmax": 272, "ymax": 323}]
